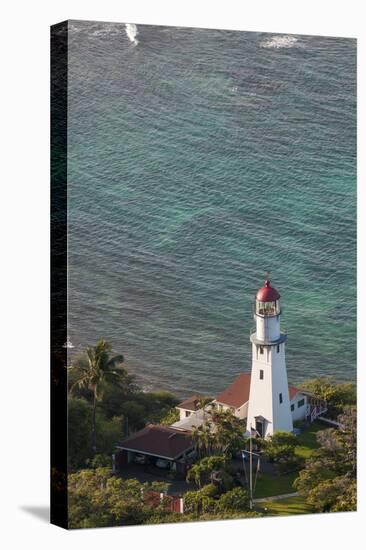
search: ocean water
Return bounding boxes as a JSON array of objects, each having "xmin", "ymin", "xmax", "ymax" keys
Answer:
[{"xmin": 66, "ymin": 21, "xmax": 356, "ymax": 398}]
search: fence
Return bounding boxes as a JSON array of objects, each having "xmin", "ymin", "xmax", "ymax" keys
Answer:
[{"xmin": 144, "ymin": 491, "xmax": 184, "ymax": 514}]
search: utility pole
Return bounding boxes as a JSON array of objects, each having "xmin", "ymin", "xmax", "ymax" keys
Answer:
[
  {"xmin": 249, "ymin": 430, "xmax": 253, "ymax": 510},
  {"xmin": 242, "ymin": 430, "xmax": 260, "ymax": 511}
]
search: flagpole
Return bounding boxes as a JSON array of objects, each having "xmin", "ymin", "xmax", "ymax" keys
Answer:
[
  {"xmin": 249, "ymin": 426, "xmax": 253, "ymax": 510},
  {"xmin": 242, "ymin": 450, "xmax": 247, "ymax": 484}
]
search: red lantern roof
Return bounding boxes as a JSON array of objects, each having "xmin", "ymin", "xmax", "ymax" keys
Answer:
[{"xmin": 256, "ymin": 280, "xmax": 280, "ymax": 302}]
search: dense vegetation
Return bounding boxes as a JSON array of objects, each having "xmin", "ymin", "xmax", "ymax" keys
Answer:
[
  {"xmin": 68, "ymin": 340, "xmax": 179, "ymax": 469},
  {"xmin": 67, "ymin": 340, "xmax": 357, "ymax": 527},
  {"xmin": 191, "ymin": 407, "xmax": 246, "ymax": 458},
  {"xmin": 68, "ymin": 466, "xmax": 257, "ymax": 528},
  {"xmin": 294, "ymin": 406, "xmax": 356, "ymax": 512},
  {"xmin": 299, "ymin": 376, "xmax": 356, "ymax": 418},
  {"xmin": 68, "ymin": 468, "xmax": 173, "ymax": 528}
]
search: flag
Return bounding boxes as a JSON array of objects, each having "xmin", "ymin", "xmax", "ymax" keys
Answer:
[{"xmin": 250, "ymin": 426, "xmax": 260, "ymax": 437}]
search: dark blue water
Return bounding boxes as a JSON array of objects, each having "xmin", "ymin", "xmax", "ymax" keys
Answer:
[{"xmin": 66, "ymin": 21, "xmax": 356, "ymax": 397}]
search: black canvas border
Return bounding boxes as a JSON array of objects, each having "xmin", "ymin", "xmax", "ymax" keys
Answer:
[{"xmin": 50, "ymin": 20, "xmax": 69, "ymax": 529}]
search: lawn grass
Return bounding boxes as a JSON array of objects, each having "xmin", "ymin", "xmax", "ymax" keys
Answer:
[
  {"xmin": 253, "ymin": 422, "xmax": 329, "ymax": 498},
  {"xmin": 255, "ymin": 496, "xmax": 315, "ymax": 516},
  {"xmin": 254, "ymin": 471, "xmax": 298, "ymax": 498},
  {"xmin": 295, "ymin": 421, "xmax": 326, "ymax": 458}
]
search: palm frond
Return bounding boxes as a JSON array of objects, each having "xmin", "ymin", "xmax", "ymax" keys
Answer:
[{"xmin": 104, "ymin": 355, "xmax": 124, "ymax": 371}]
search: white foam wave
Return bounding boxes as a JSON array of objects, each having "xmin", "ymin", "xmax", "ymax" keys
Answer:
[
  {"xmin": 260, "ymin": 35, "xmax": 299, "ymax": 49},
  {"xmin": 125, "ymin": 23, "xmax": 139, "ymax": 45}
]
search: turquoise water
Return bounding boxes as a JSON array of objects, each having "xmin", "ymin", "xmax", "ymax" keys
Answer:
[{"xmin": 67, "ymin": 21, "xmax": 356, "ymax": 397}]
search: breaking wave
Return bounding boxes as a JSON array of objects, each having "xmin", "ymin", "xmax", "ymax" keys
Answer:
[
  {"xmin": 260, "ymin": 35, "xmax": 299, "ymax": 49},
  {"xmin": 125, "ymin": 23, "xmax": 139, "ymax": 45}
]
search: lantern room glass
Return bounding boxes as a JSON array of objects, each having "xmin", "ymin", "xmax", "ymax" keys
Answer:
[{"xmin": 256, "ymin": 299, "xmax": 280, "ymax": 316}]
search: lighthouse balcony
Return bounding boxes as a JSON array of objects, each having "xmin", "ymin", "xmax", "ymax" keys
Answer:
[{"xmin": 250, "ymin": 330, "xmax": 287, "ymax": 346}]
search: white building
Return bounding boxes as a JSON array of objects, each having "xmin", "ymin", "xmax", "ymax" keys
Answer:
[
  {"xmin": 214, "ymin": 372, "xmax": 309, "ymax": 428},
  {"xmin": 246, "ymin": 279, "xmax": 293, "ymax": 436},
  {"xmin": 174, "ymin": 279, "xmax": 327, "ymax": 438},
  {"xmin": 175, "ymin": 395, "xmax": 205, "ymax": 422}
]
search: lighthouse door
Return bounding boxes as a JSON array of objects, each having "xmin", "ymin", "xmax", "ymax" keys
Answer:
[{"xmin": 255, "ymin": 419, "xmax": 264, "ymax": 438}]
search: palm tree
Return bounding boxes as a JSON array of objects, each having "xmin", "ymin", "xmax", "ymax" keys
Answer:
[
  {"xmin": 69, "ymin": 339, "xmax": 125, "ymax": 454},
  {"xmin": 191, "ymin": 425, "xmax": 204, "ymax": 459},
  {"xmin": 191, "ymin": 421, "xmax": 215, "ymax": 458}
]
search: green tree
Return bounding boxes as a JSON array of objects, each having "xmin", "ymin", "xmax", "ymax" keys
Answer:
[
  {"xmin": 69, "ymin": 340, "xmax": 125, "ymax": 454},
  {"xmin": 96, "ymin": 415, "xmax": 124, "ymax": 457},
  {"xmin": 191, "ymin": 407, "xmax": 246, "ymax": 459},
  {"xmin": 137, "ymin": 391, "xmax": 179, "ymax": 424},
  {"xmin": 211, "ymin": 409, "xmax": 246, "ymax": 457},
  {"xmin": 183, "ymin": 487, "xmax": 217, "ymax": 515},
  {"xmin": 294, "ymin": 406, "xmax": 356, "ymax": 512},
  {"xmin": 265, "ymin": 432, "xmax": 300, "ymax": 448},
  {"xmin": 68, "ymin": 396, "xmax": 124, "ymax": 469},
  {"xmin": 68, "ymin": 468, "xmax": 172, "ymax": 528},
  {"xmin": 86, "ymin": 453, "xmax": 112, "ymax": 469},
  {"xmin": 261, "ymin": 431, "xmax": 303, "ymax": 472},
  {"xmin": 68, "ymin": 398, "xmax": 94, "ymax": 468},
  {"xmin": 191, "ymin": 422, "xmax": 214, "ymax": 458},
  {"xmin": 97, "ymin": 371, "xmax": 138, "ymax": 418},
  {"xmin": 159, "ymin": 407, "xmax": 180, "ymax": 426},
  {"xmin": 117, "ymin": 391, "xmax": 179, "ymax": 432},
  {"xmin": 187, "ymin": 456, "xmax": 227, "ymax": 489},
  {"xmin": 217, "ymin": 487, "xmax": 250, "ymax": 512}
]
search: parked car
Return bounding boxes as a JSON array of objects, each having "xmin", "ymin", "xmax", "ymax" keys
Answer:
[
  {"xmin": 155, "ymin": 458, "xmax": 171, "ymax": 469},
  {"xmin": 134, "ymin": 453, "xmax": 148, "ymax": 465}
]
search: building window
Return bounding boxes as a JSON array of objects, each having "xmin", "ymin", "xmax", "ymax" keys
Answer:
[
  {"xmin": 185, "ymin": 411, "xmax": 191, "ymax": 417},
  {"xmin": 277, "ymin": 344, "xmax": 280, "ymax": 353},
  {"xmin": 298, "ymin": 399, "xmax": 305, "ymax": 408},
  {"xmin": 291, "ymin": 404, "xmax": 295, "ymax": 411},
  {"xmin": 259, "ymin": 369, "xmax": 264, "ymax": 380},
  {"xmin": 279, "ymin": 393, "xmax": 283, "ymax": 404},
  {"xmin": 259, "ymin": 346, "xmax": 264, "ymax": 355}
]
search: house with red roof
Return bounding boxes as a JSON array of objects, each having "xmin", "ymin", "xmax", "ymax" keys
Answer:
[
  {"xmin": 173, "ymin": 280, "xmax": 327, "ymax": 436},
  {"xmin": 174, "ymin": 371, "xmax": 316, "ymax": 432},
  {"xmin": 115, "ymin": 424, "xmax": 195, "ymax": 474},
  {"xmin": 114, "ymin": 279, "xmax": 328, "ymax": 472},
  {"xmin": 176, "ymin": 395, "xmax": 206, "ymax": 421},
  {"xmin": 213, "ymin": 372, "xmax": 311, "ymax": 424}
]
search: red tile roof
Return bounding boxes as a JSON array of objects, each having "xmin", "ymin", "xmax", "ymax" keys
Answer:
[
  {"xmin": 216, "ymin": 372, "xmax": 300, "ymax": 408},
  {"xmin": 117, "ymin": 424, "xmax": 193, "ymax": 460},
  {"xmin": 216, "ymin": 373, "xmax": 251, "ymax": 408},
  {"xmin": 289, "ymin": 385, "xmax": 300, "ymax": 400}
]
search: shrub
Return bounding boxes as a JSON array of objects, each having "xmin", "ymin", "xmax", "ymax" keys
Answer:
[
  {"xmin": 85, "ymin": 454, "xmax": 112, "ymax": 468},
  {"xmin": 183, "ymin": 489, "xmax": 217, "ymax": 515},
  {"xmin": 159, "ymin": 407, "xmax": 180, "ymax": 426},
  {"xmin": 217, "ymin": 487, "xmax": 250, "ymax": 512}
]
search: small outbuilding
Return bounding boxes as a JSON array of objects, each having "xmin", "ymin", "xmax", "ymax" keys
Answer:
[
  {"xmin": 176, "ymin": 395, "xmax": 206, "ymax": 421},
  {"xmin": 115, "ymin": 424, "xmax": 194, "ymax": 474}
]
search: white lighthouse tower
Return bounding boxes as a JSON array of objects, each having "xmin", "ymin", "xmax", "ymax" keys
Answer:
[{"xmin": 246, "ymin": 279, "xmax": 293, "ymax": 437}]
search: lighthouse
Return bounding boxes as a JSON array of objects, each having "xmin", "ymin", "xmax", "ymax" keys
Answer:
[{"xmin": 246, "ymin": 280, "xmax": 293, "ymax": 437}]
